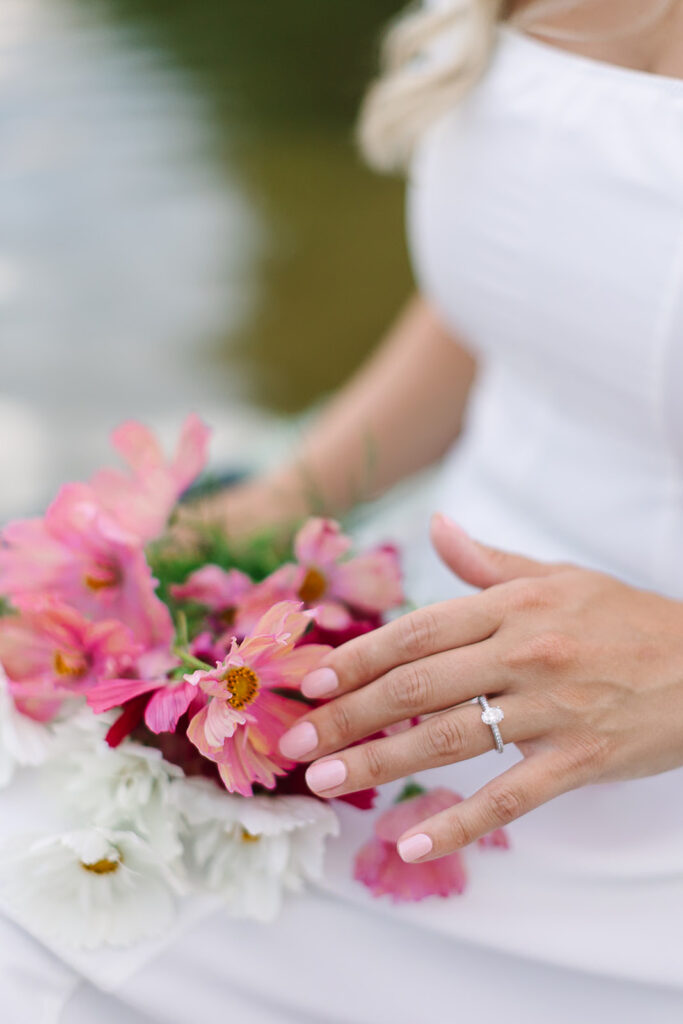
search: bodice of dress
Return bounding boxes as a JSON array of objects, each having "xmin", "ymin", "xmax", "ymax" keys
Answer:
[
  {"xmin": 398, "ymin": 24, "xmax": 683, "ymax": 922},
  {"xmin": 408, "ymin": 26, "xmax": 683, "ymax": 597}
]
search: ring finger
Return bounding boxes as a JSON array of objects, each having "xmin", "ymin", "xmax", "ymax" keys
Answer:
[{"xmin": 303, "ymin": 694, "xmax": 544, "ymax": 798}]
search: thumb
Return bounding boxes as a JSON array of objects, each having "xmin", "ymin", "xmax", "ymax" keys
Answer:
[{"xmin": 430, "ymin": 513, "xmax": 559, "ymax": 589}]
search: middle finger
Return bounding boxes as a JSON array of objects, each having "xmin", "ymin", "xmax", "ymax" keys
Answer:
[{"xmin": 304, "ymin": 693, "xmax": 544, "ymax": 798}]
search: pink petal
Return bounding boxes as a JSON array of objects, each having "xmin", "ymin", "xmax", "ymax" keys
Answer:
[
  {"xmin": 294, "ymin": 518, "xmax": 352, "ymax": 567},
  {"xmin": 217, "ymin": 726, "xmax": 287, "ymax": 796},
  {"xmin": 205, "ymin": 697, "xmax": 245, "ymax": 745},
  {"xmin": 478, "ymin": 827, "xmax": 510, "ymax": 850},
  {"xmin": 310, "ymin": 601, "xmax": 352, "ymax": 630},
  {"xmin": 258, "ymin": 643, "xmax": 332, "ymax": 689},
  {"xmin": 375, "ymin": 789, "xmax": 464, "ymax": 844},
  {"xmin": 248, "ymin": 600, "xmax": 310, "ymax": 644},
  {"xmin": 187, "ymin": 705, "xmax": 214, "ymax": 757},
  {"xmin": 171, "ymin": 565, "xmax": 253, "ymax": 609},
  {"xmin": 144, "ymin": 681, "xmax": 197, "ymax": 733},
  {"xmin": 0, "ymin": 519, "xmax": 70, "ymax": 597},
  {"xmin": 331, "ymin": 547, "xmax": 404, "ymax": 614},
  {"xmin": 171, "ymin": 413, "xmax": 211, "ymax": 492},
  {"xmin": 110, "ymin": 421, "xmax": 164, "ymax": 475},
  {"xmin": 87, "ymin": 677, "xmax": 160, "ymax": 714}
]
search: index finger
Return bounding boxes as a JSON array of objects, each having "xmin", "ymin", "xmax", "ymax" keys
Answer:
[{"xmin": 301, "ymin": 591, "xmax": 503, "ymax": 700}]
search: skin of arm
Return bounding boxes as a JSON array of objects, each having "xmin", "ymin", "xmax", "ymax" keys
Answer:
[{"xmin": 178, "ymin": 294, "xmax": 476, "ymax": 538}]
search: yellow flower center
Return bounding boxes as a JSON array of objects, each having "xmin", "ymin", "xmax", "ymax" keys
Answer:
[
  {"xmin": 83, "ymin": 564, "xmax": 121, "ymax": 592},
  {"xmin": 54, "ymin": 650, "xmax": 88, "ymax": 679},
  {"xmin": 298, "ymin": 567, "xmax": 327, "ymax": 604},
  {"xmin": 80, "ymin": 857, "xmax": 121, "ymax": 875},
  {"xmin": 241, "ymin": 828, "xmax": 261, "ymax": 843},
  {"xmin": 218, "ymin": 607, "xmax": 237, "ymax": 628},
  {"xmin": 223, "ymin": 666, "xmax": 260, "ymax": 710}
]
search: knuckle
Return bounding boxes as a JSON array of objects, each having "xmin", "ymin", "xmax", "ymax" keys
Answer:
[
  {"xmin": 562, "ymin": 732, "xmax": 607, "ymax": 779},
  {"xmin": 502, "ymin": 631, "xmax": 577, "ymax": 672},
  {"xmin": 488, "ymin": 785, "xmax": 525, "ymax": 825},
  {"xmin": 527, "ymin": 631, "xmax": 577, "ymax": 669},
  {"xmin": 397, "ymin": 609, "xmax": 438, "ymax": 661},
  {"xmin": 327, "ymin": 698, "xmax": 353, "ymax": 744},
  {"xmin": 336, "ymin": 636, "xmax": 374, "ymax": 686},
  {"xmin": 424, "ymin": 713, "xmax": 466, "ymax": 759},
  {"xmin": 385, "ymin": 665, "xmax": 431, "ymax": 713},
  {"xmin": 505, "ymin": 579, "xmax": 547, "ymax": 612},
  {"xmin": 360, "ymin": 742, "xmax": 386, "ymax": 783},
  {"xmin": 446, "ymin": 815, "xmax": 473, "ymax": 849}
]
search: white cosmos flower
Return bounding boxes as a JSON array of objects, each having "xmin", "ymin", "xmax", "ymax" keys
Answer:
[
  {"xmin": 172, "ymin": 777, "xmax": 339, "ymax": 921},
  {"xmin": 49, "ymin": 704, "xmax": 116, "ymax": 750},
  {"xmin": 0, "ymin": 665, "xmax": 53, "ymax": 788},
  {"xmin": 0, "ymin": 827, "xmax": 181, "ymax": 949},
  {"xmin": 57, "ymin": 741, "xmax": 185, "ymax": 864}
]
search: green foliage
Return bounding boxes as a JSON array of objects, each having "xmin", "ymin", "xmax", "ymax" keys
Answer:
[
  {"xmin": 395, "ymin": 780, "xmax": 426, "ymax": 804},
  {"xmin": 147, "ymin": 524, "xmax": 295, "ymax": 639},
  {"xmin": 0, "ymin": 597, "xmax": 14, "ymax": 618}
]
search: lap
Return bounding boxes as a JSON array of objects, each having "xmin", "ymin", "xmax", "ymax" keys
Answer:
[{"xmin": 56, "ymin": 892, "xmax": 683, "ymax": 1024}]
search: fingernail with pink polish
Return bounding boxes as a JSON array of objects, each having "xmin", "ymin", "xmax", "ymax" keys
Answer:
[
  {"xmin": 306, "ymin": 759, "xmax": 347, "ymax": 792},
  {"xmin": 397, "ymin": 833, "xmax": 433, "ymax": 863},
  {"xmin": 279, "ymin": 721, "xmax": 318, "ymax": 759},
  {"xmin": 301, "ymin": 667, "xmax": 339, "ymax": 699}
]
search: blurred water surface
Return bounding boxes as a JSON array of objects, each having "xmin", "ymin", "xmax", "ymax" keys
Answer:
[{"xmin": 0, "ymin": 0, "xmax": 410, "ymax": 517}]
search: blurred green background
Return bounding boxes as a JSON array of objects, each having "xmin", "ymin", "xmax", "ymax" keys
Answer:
[{"xmin": 106, "ymin": 0, "xmax": 412, "ymax": 410}]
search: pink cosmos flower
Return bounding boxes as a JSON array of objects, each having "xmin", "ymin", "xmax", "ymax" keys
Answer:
[
  {"xmin": 89, "ymin": 414, "xmax": 210, "ymax": 543},
  {"xmin": 0, "ymin": 597, "xmax": 139, "ymax": 721},
  {"xmin": 293, "ymin": 518, "xmax": 404, "ymax": 629},
  {"xmin": 0, "ymin": 484, "xmax": 173, "ymax": 651},
  {"xmin": 354, "ymin": 787, "xmax": 509, "ymax": 902},
  {"xmin": 185, "ymin": 601, "xmax": 330, "ymax": 796},
  {"xmin": 172, "ymin": 562, "xmax": 304, "ymax": 640}
]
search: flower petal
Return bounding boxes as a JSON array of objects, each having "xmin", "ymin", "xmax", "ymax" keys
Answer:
[
  {"xmin": 294, "ymin": 518, "xmax": 353, "ymax": 567},
  {"xmin": 144, "ymin": 682, "xmax": 197, "ymax": 734}
]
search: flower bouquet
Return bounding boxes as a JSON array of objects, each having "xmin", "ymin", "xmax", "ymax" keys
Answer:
[{"xmin": 0, "ymin": 416, "xmax": 507, "ymax": 952}]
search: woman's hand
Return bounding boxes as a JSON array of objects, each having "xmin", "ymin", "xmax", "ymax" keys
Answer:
[
  {"xmin": 170, "ymin": 470, "xmax": 309, "ymax": 549},
  {"xmin": 279, "ymin": 514, "xmax": 683, "ymax": 863}
]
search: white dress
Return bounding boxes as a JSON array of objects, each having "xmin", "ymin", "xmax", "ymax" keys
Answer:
[{"xmin": 3, "ymin": 26, "xmax": 683, "ymax": 1023}]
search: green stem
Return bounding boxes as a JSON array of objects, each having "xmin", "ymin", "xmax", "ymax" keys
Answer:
[
  {"xmin": 176, "ymin": 610, "xmax": 190, "ymax": 649},
  {"xmin": 172, "ymin": 647, "xmax": 212, "ymax": 673}
]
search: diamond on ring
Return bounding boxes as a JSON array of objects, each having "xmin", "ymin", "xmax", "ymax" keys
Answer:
[
  {"xmin": 481, "ymin": 705, "xmax": 504, "ymax": 727},
  {"xmin": 476, "ymin": 695, "xmax": 505, "ymax": 753}
]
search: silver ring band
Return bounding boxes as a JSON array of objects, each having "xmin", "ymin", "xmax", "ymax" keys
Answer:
[{"xmin": 477, "ymin": 695, "xmax": 505, "ymax": 754}]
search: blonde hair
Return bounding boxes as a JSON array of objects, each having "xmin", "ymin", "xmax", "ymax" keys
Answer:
[{"xmin": 358, "ymin": 0, "xmax": 679, "ymax": 172}]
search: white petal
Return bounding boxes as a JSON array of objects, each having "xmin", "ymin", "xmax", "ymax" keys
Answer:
[{"xmin": 0, "ymin": 665, "xmax": 52, "ymax": 784}]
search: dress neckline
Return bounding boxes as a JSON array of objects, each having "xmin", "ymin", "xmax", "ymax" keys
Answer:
[{"xmin": 502, "ymin": 23, "xmax": 683, "ymax": 96}]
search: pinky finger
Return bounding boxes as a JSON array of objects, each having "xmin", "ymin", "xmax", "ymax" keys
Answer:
[{"xmin": 397, "ymin": 753, "xmax": 572, "ymax": 863}]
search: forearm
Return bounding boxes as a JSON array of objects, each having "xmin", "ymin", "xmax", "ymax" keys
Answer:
[{"xmin": 267, "ymin": 293, "xmax": 476, "ymax": 518}]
